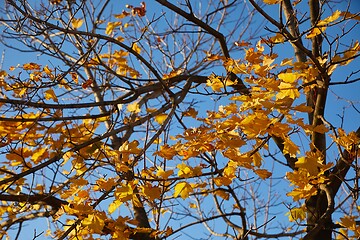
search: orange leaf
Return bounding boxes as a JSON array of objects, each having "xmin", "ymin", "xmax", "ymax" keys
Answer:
[{"xmin": 254, "ymin": 169, "xmax": 272, "ymax": 179}]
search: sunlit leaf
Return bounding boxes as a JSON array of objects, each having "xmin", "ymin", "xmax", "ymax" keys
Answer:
[
  {"xmin": 127, "ymin": 102, "xmax": 141, "ymax": 113},
  {"xmin": 44, "ymin": 89, "xmax": 58, "ymax": 102},
  {"xmin": 174, "ymin": 181, "xmax": 193, "ymax": 199},
  {"xmin": 155, "ymin": 113, "xmax": 168, "ymax": 124},
  {"xmin": 71, "ymin": 18, "xmax": 83, "ymax": 29}
]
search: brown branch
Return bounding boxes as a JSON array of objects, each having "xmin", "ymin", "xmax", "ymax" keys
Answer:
[
  {"xmin": 303, "ymin": 184, "xmax": 334, "ymax": 240},
  {"xmin": 0, "ymin": 193, "xmax": 67, "ymax": 210},
  {"xmin": 155, "ymin": 0, "xmax": 249, "ymax": 95}
]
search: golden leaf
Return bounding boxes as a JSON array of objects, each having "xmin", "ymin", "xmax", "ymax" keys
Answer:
[
  {"xmin": 174, "ymin": 181, "xmax": 193, "ymax": 199},
  {"xmin": 127, "ymin": 102, "xmax": 141, "ymax": 113},
  {"xmin": 71, "ymin": 18, "xmax": 83, "ymax": 29},
  {"xmin": 105, "ymin": 22, "xmax": 122, "ymax": 35},
  {"xmin": 155, "ymin": 113, "xmax": 168, "ymax": 124},
  {"xmin": 23, "ymin": 62, "xmax": 41, "ymax": 71},
  {"xmin": 132, "ymin": 42, "xmax": 141, "ymax": 54},
  {"xmin": 156, "ymin": 168, "xmax": 174, "ymax": 179},
  {"xmin": 108, "ymin": 200, "xmax": 122, "ymax": 214},
  {"xmin": 263, "ymin": 0, "xmax": 281, "ymax": 4},
  {"xmin": 44, "ymin": 89, "xmax": 58, "ymax": 103},
  {"xmin": 286, "ymin": 206, "xmax": 306, "ymax": 222},
  {"xmin": 254, "ymin": 169, "xmax": 272, "ymax": 179},
  {"xmin": 312, "ymin": 124, "xmax": 329, "ymax": 134},
  {"xmin": 141, "ymin": 184, "xmax": 161, "ymax": 201}
]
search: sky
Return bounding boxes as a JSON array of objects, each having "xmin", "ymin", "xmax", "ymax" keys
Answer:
[{"xmin": 0, "ymin": 0, "xmax": 359, "ymax": 239}]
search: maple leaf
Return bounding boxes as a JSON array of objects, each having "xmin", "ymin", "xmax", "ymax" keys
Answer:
[
  {"xmin": 312, "ymin": 124, "xmax": 329, "ymax": 134},
  {"xmin": 254, "ymin": 169, "xmax": 272, "ymax": 179},
  {"xmin": 31, "ymin": 147, "xmax": 49, "ymax": 164},
  {"xmin": 214, "ymin": 189, "xmax": 230, "ymax": 200},
  {"xmin": 174, "ymin": 181, "xmax": 193, "ymax": 199},
  {"xmin": 263, "ymin": 0, "xmax": 281, "ymax": 4},
  {"xmin": 71, "ymin": 18, "xmax": 83, "ymax": 29},
  {"xmin": 276, "ymin": 82, "xmax": 300, "ymax": 100},
  {"xmin": 282, "ymin": 136, "xmax": 300, "ymax": 157},
  {"xmin": 338, "ymin": 216, "xmax": 360, "ymax": 238},
  {"xmin": 286, "ymin": 206, "xmax": 306, "ymax": 222},
  {"xmin": 44, "ymin": 89, "xmax": 58, "ymax": 102},
  {"xmin": 155, "ymin": 113, "xmax": 168, "ymax": 124},
  {"xmin": 115, "ymin": 184, "xmax": 134, "ymax": 202},
  {"xmin": 156, "ymin": 168, "xmax": 174, "ymax": 179},
  {"xmin": 82, "ymin": 213, "xmax": 105, "ymax": 234},
  {"xmin": 306, "ymin": 10, "xmax": 341, "ymax": 38},
  {"xmin": 105, "ymin": 22, "xmax": 122, "ymax": 35},
  {"xmin": 182, "ymin": 107, "xmax": 198, "ymax": 118},
  {"xmin": 108, "ymin": 200, "xmax": 122, "ymax": 214},
  {"xmin": 132, "ymin": 42, "xmax": 141, "ymax": 54},
  {"xmin": 214, "ymin": 176, "xmax": 233, "ymax": 186},
  {"xmin": 154, "ymin": 144, "xmax": 177, "ymax": 160},
  {"xmin": 141, "ymin": 184, "xmax": 161, "ymax": 201},
  {"xmin": 295, "ymin": 156, "xmax": 323, "ymax": 176},
  {"xmin": 23, "ymin": 62, "xmax": 41, "ymax": 71},
  {"xmin": 127, "ymin": 102, "xmax": 141, "ymax": 113}
]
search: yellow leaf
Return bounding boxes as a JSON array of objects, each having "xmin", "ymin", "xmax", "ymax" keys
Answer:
[
  {"xmin": 306, "ymin": 26, "xmax": 325, "ymax": 38},
  {"xmin": 254, "ymin": 169, "xmax": 272, "ymax": 179},
  {"xmin": 177, "ymin": 163, "xmax": 191, "ymax": 177},
  {"xmin": 108, "ymin": 200, "xmax": 122, "ymax": 214},
  {"xmin": 0, "ymin": 70, "xmax": 8, "ymax": 78},
  {"xmin": 115, "ymin": 184, "xmax": 134, "ymax": 202},
  {"xmin": 82, "ymin": 213, "xmax": 105, "ymax": 233},
  {"xmin": 263, "ymin": 0, "xmax": 281, "ymax": 4},
  {"xmin": 206, "ymin": 75, "xmax": 225, "ymax": 92},
  {"xmin": 286, "ymin": 206, "xmax": 306, "ymax": 222},
  {"xmin": 278, "ymin": 72, "xmax": 299, "ymax": 83},
  {"xmin": 317, "ymin": 10, "xmax": 341, "ymax": 26},
  {"xmin": 276, "ymin": 82, "xmax": 300, "ymax": 100},
  {"xmin": 6, "ymin": 153, "xmax": 23, "ymax": 166},
  {"xmin": 105, "ymin": 22, "xmax": 122, "ymax": 35},
  {"xmin": 174, "ymin": 181, "xmax": 193, "ymax": 199},
  {"xmin": 283, "ymin": 137, "xmax": 300, "ymax": 157},
  {"xmin": 132, "ymin": 42, "xmax": 141, "ymax": 54},
  {"xmin": 189, "ymin": 203, "xmax": 197, "ymax": 208},
  {"xmin": 156, "ymin": 168, "xmax": 174, "ymax": 179},
  {"xmin": 71, "ymin": 18, "xmax": 83, "ymax": 29},
  {"xmin": 295, "ymin": 156, "xmax": 322, "ymax": 176},
  {"xmin": 154, "ymin": 144, "xmax": 176, "ymax": 160},
  {"xmin": 44, "ymin": 89, "xmax": 58, "ymax": 102},
  {"xmin": 155, "ymin": 113, "xmax": 168, "ymax": 124},
  {"xmin": 269, "ymin": 33, "xmax": 284, "ymax": 43},
  {"xmin": 127, "ymin": 102, "xmax": 141, "ymax": 113},
  {"xmin": 31, "ymin": 148, "xmax": 48, "ymax": 163}
]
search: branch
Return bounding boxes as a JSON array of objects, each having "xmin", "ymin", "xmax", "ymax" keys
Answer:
[
  {"xmin": 303, "ymin": 184, "xmax": 334, "ymax": 240},
  {"xmin": 0, "ymin": 193, "xmax": 67, "ymax": 210}
]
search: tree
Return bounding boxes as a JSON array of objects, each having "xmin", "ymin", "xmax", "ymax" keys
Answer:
[{"xmin": 0, "ymin": 0, "xmax": 359, "ymax": 239}]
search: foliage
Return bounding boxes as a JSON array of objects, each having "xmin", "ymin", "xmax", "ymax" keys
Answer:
[{"xmin": 0, "ymin": 0, "xmax": 359, "ymax": 239}]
